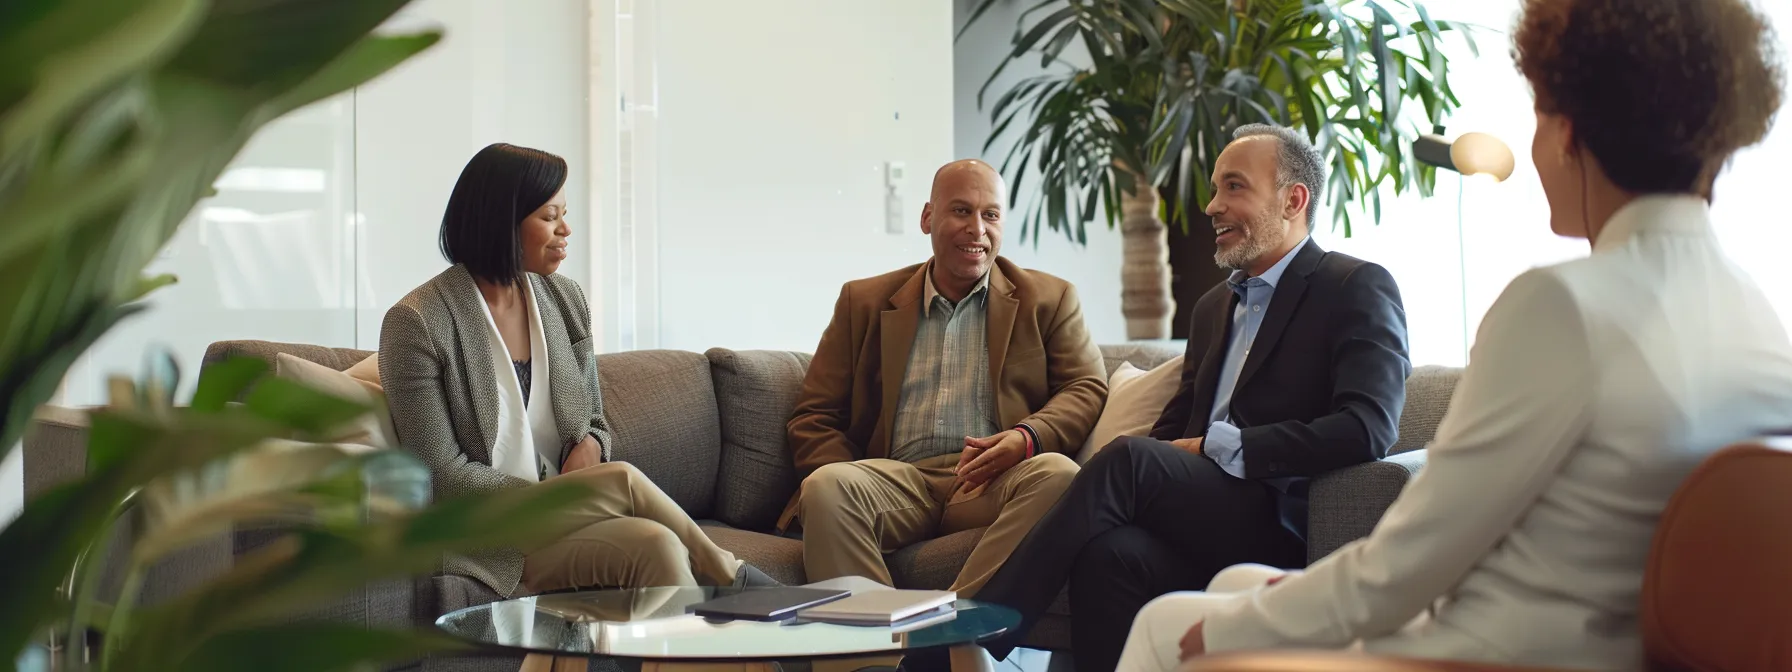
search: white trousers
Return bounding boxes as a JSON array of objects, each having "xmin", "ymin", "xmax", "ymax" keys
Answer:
[{"xmin": 1114, "ymin": 564, "xmax": 1289, "ymax": 672}]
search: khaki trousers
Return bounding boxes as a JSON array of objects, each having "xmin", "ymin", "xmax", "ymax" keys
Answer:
[
  {"xmin": 520, "ymin": 461, "xmax": 742, "ymax": 594},
  {"xmin": 518, "ymin": 463, "xmax": 751, "ymax": 672},
  {"xmin": 796, "ymin": 452, "xmax": 1079, "ymax": 597}
]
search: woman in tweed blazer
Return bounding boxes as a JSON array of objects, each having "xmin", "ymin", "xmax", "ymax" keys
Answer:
[{"xmin": 380, "ymin": 143, "xmax": 772, "ymax": 598}]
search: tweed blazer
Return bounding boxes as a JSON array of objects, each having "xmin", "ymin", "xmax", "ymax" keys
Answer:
[{"xmin": 379, "ymin": 264, "xmax": 613, "ymax": 597}]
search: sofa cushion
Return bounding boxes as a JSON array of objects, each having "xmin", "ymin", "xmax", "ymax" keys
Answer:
[
  {"xmin": 1394, "ymin": 365, "xmax": 1463, "ymax": 454},
  {"xmin": 1098, "ymin": 343, "xmax": 1181, "ymax": 377},
  {"xmin": 273, "ymin": 353, "xmax": 397, "ymax": 448},
  {"xmin": 1079, "ymin": 356, "xmax": 1185, "ymax": 464},
  {"xmin": 204, "ymin": 339, "xmax": 373, "ymax": 373},
  {"xmin": 421, "ymin": 573, "xmax": 504, "ymax": 618},
  {"xmin": 698, "ymin": 523, "xmax": 807, "ymax": 585},
  {"xmin": 704, "ymin": 348, "xmax": 810, "ymax": 530},
  {"xmin": 888, "ymin": 528, "xmax": 985, "ymax": 590},
  {"xmin": 345, "ymin": 352, "xmax": 381, "ymax": 387},
  {"xmin": 595, "ymin": 350, "xmax": 722, "ymax": 517}
]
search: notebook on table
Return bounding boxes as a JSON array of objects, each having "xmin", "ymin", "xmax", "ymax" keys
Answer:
[
  {"xmin": 688, "ymin": 587, "xmax": 850, "ymax": 622},
  {"xmin": 797, "ymin": 589, "xmax": 957, "ymax": 625}
]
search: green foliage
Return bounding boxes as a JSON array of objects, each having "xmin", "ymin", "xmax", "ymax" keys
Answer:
[
  {"xmin": 3, "ymin": 356, "xmax": 596, "ymax": 672},
  {"xmin": 964, "ymin": 0, "xmax": 1478, "ymax": 242},
  {"xmin": 0, "ymin": 1, "xmax": 602, "ymax": 670},
  {"xmin": 0, "ymin": 0, "xmax": 441, "ymax": 459}
]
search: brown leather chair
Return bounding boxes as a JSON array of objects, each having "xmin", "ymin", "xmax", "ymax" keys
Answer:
[{"xmin": 1183, "ymin": 437, "xmax": 1792, "ymax": 672}]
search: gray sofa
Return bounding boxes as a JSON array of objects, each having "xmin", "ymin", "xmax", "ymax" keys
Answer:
[{"xmin": 21, "ymin": 339, "xmax": 1460, "ymax": 671}]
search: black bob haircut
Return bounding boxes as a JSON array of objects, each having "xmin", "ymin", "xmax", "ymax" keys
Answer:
[{"xmin": 439, "ymin": 142, "xmax": 569, "ymax": 286}]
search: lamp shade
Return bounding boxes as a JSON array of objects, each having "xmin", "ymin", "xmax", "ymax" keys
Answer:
[{"xmin": 1450, "ymin": 132, "xmax": 1515, "ymax": 182}]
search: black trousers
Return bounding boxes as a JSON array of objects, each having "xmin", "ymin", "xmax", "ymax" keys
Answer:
[{"xmin": 976, "ymin": 436, "xmax": 1305, "ymax": 672}]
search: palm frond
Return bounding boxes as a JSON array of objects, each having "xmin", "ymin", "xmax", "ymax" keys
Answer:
[{"xmin": 965, "ymin": 0, "xmax": 1473, "ymax": 242}]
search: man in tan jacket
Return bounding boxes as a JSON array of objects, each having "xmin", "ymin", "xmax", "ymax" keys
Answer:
[{"xmin": 784, "ymin": 159, "xmax": 1108, "ymax": 598}]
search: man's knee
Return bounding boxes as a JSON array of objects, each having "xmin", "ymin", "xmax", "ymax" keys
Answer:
[
  {"xmin": 798, "ymin": 463, "xmax": 881, "ymax": 527},
  {"xmin": 1014, "ymin": 451, "xmax": 1078, "ymax": 493},
  {"xmin": 1089, "ymin": 435, "xmax": 1177, "ymax": 472},
  {"xmin": 1029, "ymin": 451, "xmax": 1078, "ymax": 476},
  {"xmin": 800, "ymin": 462, "xmax": 870, "ymax": 502}
]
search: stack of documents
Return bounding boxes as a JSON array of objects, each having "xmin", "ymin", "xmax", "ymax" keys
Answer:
[{"xmin": 798, "ymin": 589, "xmax": 957, "ymax": 626}]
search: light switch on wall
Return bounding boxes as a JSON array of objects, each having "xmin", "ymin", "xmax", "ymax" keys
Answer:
[{"xmin": 884, "ymin": 161, "xmax": 906, "ymax": 234}]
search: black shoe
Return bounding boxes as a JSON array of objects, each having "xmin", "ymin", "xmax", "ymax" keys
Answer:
[{"xmin": 731, "ymin": 563, "xmax": 784, "ymax": 589}]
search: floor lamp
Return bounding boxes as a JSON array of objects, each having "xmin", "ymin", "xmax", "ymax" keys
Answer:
[{"xmin": 1414, "ymin": 126, "xmax": 1515, "ymax": 364}]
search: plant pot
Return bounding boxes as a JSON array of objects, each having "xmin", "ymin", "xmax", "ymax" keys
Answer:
[{"xmin": 1119, "ymin": 176, "xmax": 1175, "ymax": 340}]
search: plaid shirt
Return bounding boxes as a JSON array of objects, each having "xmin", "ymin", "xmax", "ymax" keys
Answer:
[{"xmin": 889, "ymin": 266, "xmax": 1001, "ymax": 464}]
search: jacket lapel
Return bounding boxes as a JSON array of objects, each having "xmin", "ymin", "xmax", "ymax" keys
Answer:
[
  {"xmin": 1235, "ymin": 241, "xmax": 1324, "ymax": 389},
  {"xmin": 986, "ymin": 264, "xmax": 1019, "ymax": 401},
  {"xmin": 441, "ymin": 266, "xmax": 500, "ymax": 457},
  {"xmin": 876, "ymin": 265, "xmax": 929, "ymax": 457},
  {"xmin": 530, "ymin": 275, "xmax": 591, "ymax": 446}
]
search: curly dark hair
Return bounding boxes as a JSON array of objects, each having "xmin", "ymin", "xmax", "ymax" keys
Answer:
[{"xmin": 1514, "ymin": 0, "xmax": 1784, "ymax": 194}]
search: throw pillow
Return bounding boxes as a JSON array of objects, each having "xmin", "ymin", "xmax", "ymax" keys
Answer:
[
  {"xmin": 273, "ymin": 353, "xmax": 397, "ymax": 448},
  {"xmin": 1076, "ymin": 355, "xmax": 1184, "ymax": 464},
  {"xmin": 344, "ymin": 352, "xmax": 381, "ymax": 388},
  {"xmin": 704, "ymin": 347, "xmax": 811, "ymax": 530}
]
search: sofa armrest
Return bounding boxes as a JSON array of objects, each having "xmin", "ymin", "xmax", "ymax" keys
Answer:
[
  {"xmin": 1306, "ymin": 449, "xmax": 1427, "ymax": 564},
  {"xmin": 22, "ymin": 405, "xmax": 93, "ymax": 500},
  {"xmin": 1184, "ymin": 651, "xmax": 1548, "ymax": 672},
  {"xmin": 23, "ymin": 406, "xmax": 233, "ymax": 606}
]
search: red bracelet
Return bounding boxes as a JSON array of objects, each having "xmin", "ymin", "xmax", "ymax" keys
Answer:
[{"xmin": 1017, "ymin": 426, "xmax": 1036, "ymax": 459}]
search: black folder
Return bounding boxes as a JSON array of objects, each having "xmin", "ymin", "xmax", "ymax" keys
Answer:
[{"xmin": 689, "ymin": 587, "xmax": 851, "ymax": 622}]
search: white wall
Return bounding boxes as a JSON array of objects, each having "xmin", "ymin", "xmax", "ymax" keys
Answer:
[
  {"xmin": 952, "ymin": 0, "xmax": 1129, "ymax": 345},
  {"xmin": 59, "ymin": 0, "xmax": 592, "ymax": 406},
  {"xmin": 45, "ymin": 0, "xmax": 1792, "ymax": 412},
  {"xmin": 956, "ymin": 0, "xmax": 1792, "ymax": 365},
  {"xmin": 1, "ymin": 446, "xmax": 19, "ymax": 525},
  {"xmin": 1707, "ymin": 0, "xmax": 1792, "ymax": 326},
  {"xmin": 645, "ymin": 0, "xmax": 956, "ymax": 352},
  {"xmin": 1312, "ymin": 0, "xmax": 1586, "ymax": 367},
  {"xmin": 356, "ymin": 0, "xmax": 592, "ymax": 348},
  {"xmin": 1318, "ymin": 0, "xmax": 1792, "ymax": 366}
]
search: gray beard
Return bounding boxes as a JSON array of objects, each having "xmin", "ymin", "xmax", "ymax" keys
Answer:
[{"xmin": 1214, "ymin": 229, "xmax": 1280, "ymax": 270}]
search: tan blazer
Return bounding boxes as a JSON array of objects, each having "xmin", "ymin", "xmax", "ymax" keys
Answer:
[
  {"xmin": 379, "ymin": 264, "xmax": 613, "ymax": 597},
  {"xmin": 783, "ymin": 257, "xmax": 1108, "ymax": 527}
]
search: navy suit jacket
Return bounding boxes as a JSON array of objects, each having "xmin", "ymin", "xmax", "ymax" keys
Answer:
[{"xmin": 1150, "ymin": 241, "xmax": 1411, "ymax": 538}]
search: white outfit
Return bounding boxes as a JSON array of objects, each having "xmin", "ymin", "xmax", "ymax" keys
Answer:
[
  {"xmin": 476, "ymin": 283, "xmax": 562, "ymax": 482},
  {"xmin": 1117, "ymin": 565, "xmax": 1292, "ymax": 672},
  {"xmin": 1118, "ymin": 195, "xmax": 1792, "ymax": 672}
]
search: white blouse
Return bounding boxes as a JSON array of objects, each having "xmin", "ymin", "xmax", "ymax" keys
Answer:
[
  {"xmin": 1205, "ymin": 195, "xmax": 1792, "ymax": 669},
  {"xmin": 475, "ymin": 280, "xmax": 562, "ymax": 482}
]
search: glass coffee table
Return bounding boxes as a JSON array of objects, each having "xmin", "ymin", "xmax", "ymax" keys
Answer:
[{"xmin": 436, "ymin": 586, "xmax": 1020, "ymax": 666}]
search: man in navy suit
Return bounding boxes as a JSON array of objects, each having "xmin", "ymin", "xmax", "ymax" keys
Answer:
[{"xmin": 972, "ymin": 124, "xmax": 1412, "ymax": 672}]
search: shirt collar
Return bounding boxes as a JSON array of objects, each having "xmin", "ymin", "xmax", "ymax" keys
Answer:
[
  {"xmin": 923, "ymin": 261, "xmax": 991, "ymax": 317},
  {"xmin": 1228, "ymin": 236, "xmax": 1310, "ymax": 293},
  {"xmin": 1592, "ymin": 194, "xmax": 1714, "ymax": 253}
]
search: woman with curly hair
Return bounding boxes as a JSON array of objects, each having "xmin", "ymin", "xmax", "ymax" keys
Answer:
[{"xmin": 1110, "ymin": 0, "xmax": 1792, "ymax": 670}]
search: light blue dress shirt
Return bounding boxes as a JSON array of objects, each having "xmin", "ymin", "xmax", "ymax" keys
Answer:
[{"xmin": 1204, "ymin": 237, "xmax": 1310, "ymax": 478}]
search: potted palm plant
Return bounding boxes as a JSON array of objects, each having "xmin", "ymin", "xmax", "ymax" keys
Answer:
[
  {"xmin": 964, "ymin": 0, "xmax": 1475, "ymax": 339},
  {"xmin": 1, "ymin": 2, "xmax": 592, "ymax": 670}
]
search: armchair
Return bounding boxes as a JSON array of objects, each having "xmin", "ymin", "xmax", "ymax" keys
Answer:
[{"xmin": 1183, "ymin": 438, "xmax": 1792, "ymax": 672}]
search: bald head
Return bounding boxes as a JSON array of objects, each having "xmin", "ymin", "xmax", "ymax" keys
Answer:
[
  {"xmin": 921, "ymin": 159, "xmax": 1007, "ymax": 302},
  {"xmin": 929, "ymin": 159, "xmax": 1007, "ymax": 204}
]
